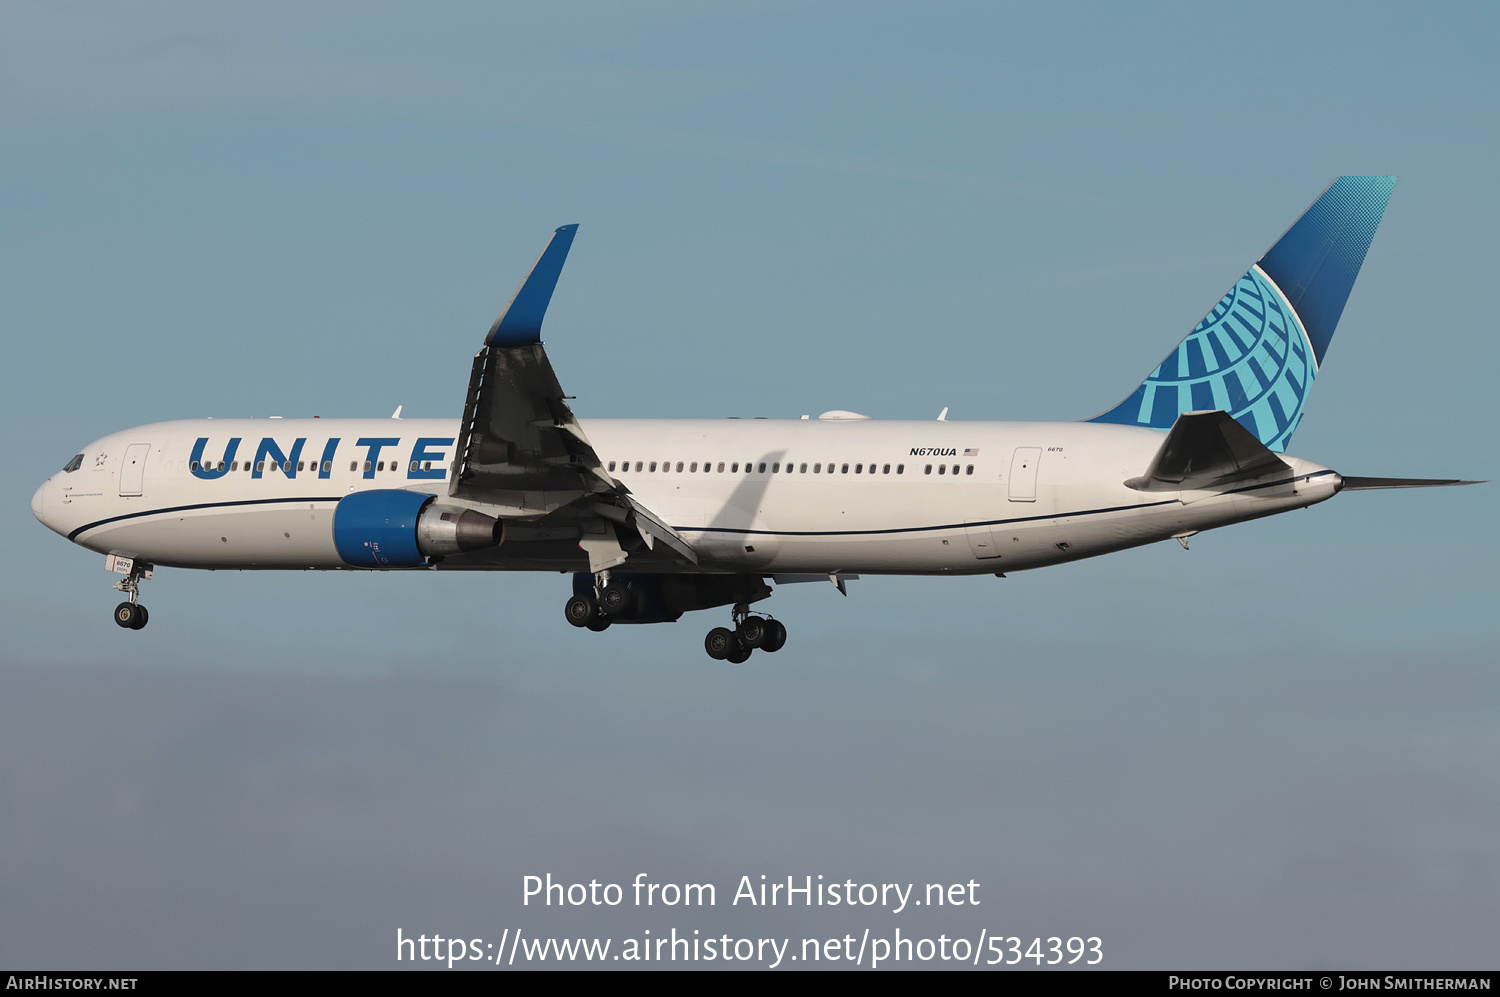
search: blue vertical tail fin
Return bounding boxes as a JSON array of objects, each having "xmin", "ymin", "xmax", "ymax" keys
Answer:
[{"xmin": 1089, "ymin": 176, "xmax": 1397, "ymax": 452}]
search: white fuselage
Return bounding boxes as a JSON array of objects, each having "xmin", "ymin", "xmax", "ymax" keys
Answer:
[{"xmin": 31, "ymin": 416, "xmax": 1341, "ymax": 576}]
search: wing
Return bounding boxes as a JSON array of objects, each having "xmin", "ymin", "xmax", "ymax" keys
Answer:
[{"xmin": 448, "ymin": 226, "xmax": 696, "ymax": 568}]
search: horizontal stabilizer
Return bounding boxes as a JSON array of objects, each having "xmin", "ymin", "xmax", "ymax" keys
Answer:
[
  {"xmin": 1340, "ymin": 476, "xmax": 1483, "ymax": 491},
  {"xmin": 1128, "ymin": 410, "xmax": 1289, "ymax": 492}
]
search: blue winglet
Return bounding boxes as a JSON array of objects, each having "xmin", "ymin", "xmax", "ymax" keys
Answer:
[
  {"xmin": 486, "ymin": 224, "xmax": 579, "ymax": 347},
  {"xmin": 1089, "ymin": 177, "xmax": 1396, "ymax": 452}
]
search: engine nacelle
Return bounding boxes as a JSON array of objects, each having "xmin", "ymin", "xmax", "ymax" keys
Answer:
[{"xmin": 333, "ymin": 490, "xmax": 499, "ymax": 567}]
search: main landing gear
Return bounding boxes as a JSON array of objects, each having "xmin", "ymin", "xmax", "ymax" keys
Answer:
[
  {"xmin": 563, "ymin": 574, "xmax": 639, "ymax": 633},
  {"xmin": 112, "ymin": 561, "xmax": 152, "ymax": 631},
  {"xmin": 704, "ymin": 603, "xmax": 787, "ymax": 663}
]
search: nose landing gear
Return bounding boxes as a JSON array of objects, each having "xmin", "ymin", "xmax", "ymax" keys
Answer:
[
  {"xmin": 111, "ymin": 560, "xmax": 152, "ymax": 630},
  {"xmin": 704, "ymin": 604, "xmax": 787, "ymax": 662}
]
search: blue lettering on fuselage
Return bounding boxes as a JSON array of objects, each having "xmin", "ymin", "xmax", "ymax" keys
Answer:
[
  {"xmin": 187, "ymin": 437, "xmax": 451, "ymax": 481},
  {"xmin": 317, "ymin": 438, "xmax": 340, "ymax": 478},
  {"xmin": 408, "ymin": 437, "xmax": 454, "ymax": 479},
  {"xmin": 253, "ymin": 437, "xmax": 307, "ymax": 478},
  {"xmin": 190, "ymin": 437, "xmax": 241, "ymax": 478},
  {"xmin": 355, "ymin": 437, "xmax": 401, "ymax": 479}
]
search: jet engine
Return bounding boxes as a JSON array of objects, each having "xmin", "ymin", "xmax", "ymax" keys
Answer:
[{"xmin": 333, "ymin": 489, "xmax": 500, "ymax": 567}]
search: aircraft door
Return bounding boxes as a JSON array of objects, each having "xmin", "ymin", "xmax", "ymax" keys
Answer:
[
  {"xmin": 119, "ymin": 443, "xmax": 151, "ymax": 496},
  {"xmin": 1007, "ymin": 447, "xmax": 1041, "ymax": 502}
]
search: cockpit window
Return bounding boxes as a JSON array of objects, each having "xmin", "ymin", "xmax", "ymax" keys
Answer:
[{"xmin": 63, "ymin": 454, "xmax": 83, "ymax": 473}]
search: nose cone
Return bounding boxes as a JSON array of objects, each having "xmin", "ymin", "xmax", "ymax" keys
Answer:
[{"xmin": 32, "ymin": 477, "xmax": 62, "ymax": 535}]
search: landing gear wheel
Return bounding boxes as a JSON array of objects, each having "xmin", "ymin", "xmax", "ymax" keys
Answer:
[
  {"xmin": 113, "ymin": 602, "xmax": 146, "ymax": 630},
  {"xmin": 599, "ymin": 583, "xmax": 632, "ymax": 615},
  {"xmin": 705, "ymin": 627, "xmax": 735, "ymax": 660},
  {"xmin": 725, "ymin": 640, "xmax": 752, "ymax": 664},
  {"xmin": 585, "ymin": 614, "xmax": 612, "ymax": 632},
  {"xmin": 738, "ymin": 616, "xmax": 768, "ymax": 649},
  {"xmin": 564, "ymin": 594, "xmax": 597, "ymax": 628},
  {"xmin": 760, "ymin": 619, "xmax": 787, "ymax": 652}
]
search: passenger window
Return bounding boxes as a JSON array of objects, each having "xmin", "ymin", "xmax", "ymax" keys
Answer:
[
  {"xmin": 608, "ymin": 461, "xmax": 616, "ymax": 471},
  {"xmin": 813, "ymin": 463, "xmax": 821, "ymax": 473},
  {"xmin": 841, "ymin": 463, "xmax": 849, "ymax": 473},
  {"xmin": 772, "ymin": 463, "xmax": 780, "ymax": 473},
  {"xmin": 966, "ymin": 464, "xmax": 974, "ymax": 475},
  {"xmin": 376, "ymin": 461, "xmax": 384, "ymax": 471},
  {"xmin": 953, "ymin": 465, "xmax": 960, "ymax": 475},
  {"xmin": 690, "ymin": 462, "xmax": 698, "ymax": 472},
  {"xmin": 938, "ymin": 464, "xmax": 946, "ymax": 474},
  {"xmin": 799, "ymin": 463, "xmax": 807, "ymax": 473},
  {"xmin": 190, "ymin": 461, "xmax": 200, "ymax": 471},
  {"xmin": 855, "ymin": 464, "xmax": 862, "ymax": 474},
  {"xmin": 323, "ymin": 462, "xmax": 331, "ymax": 473},
  {"xmin": 925, "ymin": 464, "xmax": 932, "ymax": 474},
  {"xmin": 717, "ymin": 462, "xmax": 725, "ymax": 472},
  {"xmin": 634, "ymin": 462, "xmax": 642, "ymax": 472},
  {"xmin": 758, "ymin": 462, "xmax": 766, "ymax": 473},
  {"xmin": 897, "ymin": 464, "xmax": 904, "ymax": 474},
  {"xmin": 675, "ymin": 462, "xmax": 683, "ymax": 472},
  {"xmin": 731, "ymin": 462, "xmax": 739, "ymax": 473},
  {"xmin": 423, "ymin": 461, "xmax": 432, "ymax": 472},
  {"xmin": 363, "ymin": 461, "xmax": 372, "ymax": 472},
  {"xmin": 882, "ymin": 464, "xmax": 890, "ymax": 474},
  {"xmin": 650, "ymin": 461, "xmax": 657, "ymax": 472}
]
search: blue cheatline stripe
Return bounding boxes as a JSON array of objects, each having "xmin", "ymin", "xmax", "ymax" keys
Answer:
[
  {"xmin": 67, "ymin": 475, "xmax": 1337, "ymax": 549},
  {"xmin": 67, "ymin": 496, "xmax": 344, "ymax": 542},
  {"xmin": 673, "ymin": 499, "xmax": 1181, "ymax": 539}
]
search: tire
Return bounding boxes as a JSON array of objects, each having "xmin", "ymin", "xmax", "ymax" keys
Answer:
[
  {"xmin": 585, "ymin": 614, "xmax": 612, "ymax": 632},
  {"xmin": 564, "ymin": 594, "xmax": 596, "ymax": 628},
  {"xmin": 760, "ymin": 619, "xmax": 786, "ymax": 652},
  {"xmin": 600, "ymin": 583, "xmax": 631, "ymax": 615},
  {"xmin": 738, "ymin": 616, "xmax": 767, "ymax": 649},
  {"xmin": 132, "ymin": 605, "xmax": 150, "ymax": 630},
  {"xmin": 114, "ymin": 602, "xmax": 138, "ymax": 629},
  {"xmin": 725, "ymin": 639, "xmax": 752, "ymax": 664},
  {"xmin": 705, "ymin": 627, "xmax": 734, "ymax": 660}
]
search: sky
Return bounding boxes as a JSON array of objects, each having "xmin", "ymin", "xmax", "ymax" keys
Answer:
[{"xmin": 1, "ymin": 0, "xmax": 1497, "ymax": 970}]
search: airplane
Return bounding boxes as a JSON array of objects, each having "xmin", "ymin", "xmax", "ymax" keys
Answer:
[{"xmin": 30, "ymin": 176, "xmax": 1478, "ymax": 661}]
